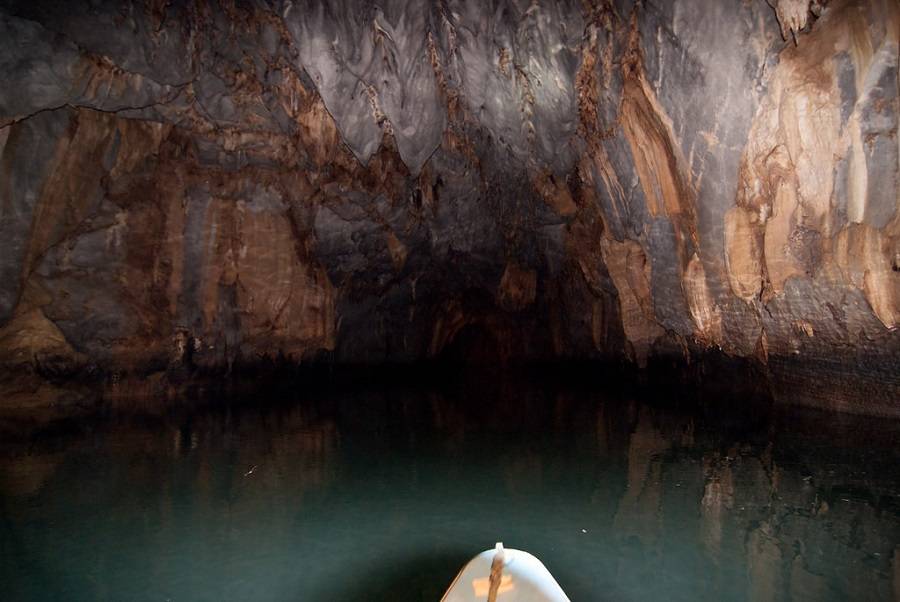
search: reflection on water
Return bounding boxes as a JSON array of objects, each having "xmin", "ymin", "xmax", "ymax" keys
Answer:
[{"xmin": 1, "ymin": 377, "xmax": 899, "ymax": 601}]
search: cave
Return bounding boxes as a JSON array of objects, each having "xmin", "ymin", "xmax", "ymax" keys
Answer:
[{"xmin": 0, "ymin": 0, "xmax": 898, "ymax": 600}]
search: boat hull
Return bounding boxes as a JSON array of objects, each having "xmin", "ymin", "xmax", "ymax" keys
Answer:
[{"xmin": 442, "ymin": 546, "xmax": 570, "ymax": 601}]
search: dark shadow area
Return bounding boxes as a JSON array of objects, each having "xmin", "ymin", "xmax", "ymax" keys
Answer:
[
  {"xmin": 308, "ymin": 548, "xmax": 472, "ymax": 602},
  {"xmin": 436, "ymin": 323, "xmax": 501, "ymax": 367}
]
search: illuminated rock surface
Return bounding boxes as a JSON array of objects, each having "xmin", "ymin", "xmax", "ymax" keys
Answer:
[{"xmin": 0, "ymin": 0, "xmax": 897, "ymax": 414}]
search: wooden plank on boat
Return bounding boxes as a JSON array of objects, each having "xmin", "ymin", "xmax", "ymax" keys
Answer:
[{"xmin": 442, "ymin": 543, "xmax": 570, "ymax": 602}]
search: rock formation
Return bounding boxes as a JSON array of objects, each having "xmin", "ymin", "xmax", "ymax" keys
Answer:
[{"xmin": 0, "ymin": 0, "xmax": 897, "ymax": 414}]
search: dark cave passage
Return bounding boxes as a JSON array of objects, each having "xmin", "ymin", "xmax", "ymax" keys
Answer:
[
  {"xmin": 437, "ymin": 323, "xmax": 502, "ymax": 367},
  {"xmin": 0, "ymin": 0, "xmax": 898, "ymax": 600}
]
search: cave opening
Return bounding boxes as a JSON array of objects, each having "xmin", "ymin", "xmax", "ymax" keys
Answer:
[{"xmin": 1, "ymin": 0, "xmax": 899, "ymax": 600}]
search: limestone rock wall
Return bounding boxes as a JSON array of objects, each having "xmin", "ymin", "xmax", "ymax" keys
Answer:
[{"xmin": 0, "ymin": 0, "xmax": 897, "ymax": 413}]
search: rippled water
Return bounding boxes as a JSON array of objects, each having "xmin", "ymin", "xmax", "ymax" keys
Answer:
[{"xmin": 1, "ymin": 375, "xmax": 899, "ymax": 601}]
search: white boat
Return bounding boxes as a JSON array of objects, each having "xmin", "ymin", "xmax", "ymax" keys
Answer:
[{"xmin": 442, "ymin": 543, "xmax": 570, "ymax": 602}]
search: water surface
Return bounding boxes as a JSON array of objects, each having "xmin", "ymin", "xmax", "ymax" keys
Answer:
[{"xmin": 2, "ymin": 376, "xmax": 899, "ymax": 601}]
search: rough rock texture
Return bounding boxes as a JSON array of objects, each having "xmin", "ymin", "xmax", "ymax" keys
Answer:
[{"xmin": 0, "ymin": 0, "xmax": 897, "ymax": 414}]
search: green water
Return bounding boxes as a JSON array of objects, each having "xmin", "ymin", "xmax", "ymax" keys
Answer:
[{"xmin": 1, "ymin": 376, "xmax": 899, "ymax": 601}]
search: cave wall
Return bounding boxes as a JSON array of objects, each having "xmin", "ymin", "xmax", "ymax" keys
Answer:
[{"xmin": 0, "ymin": 0, "xmax": 897, "ymax": 413}]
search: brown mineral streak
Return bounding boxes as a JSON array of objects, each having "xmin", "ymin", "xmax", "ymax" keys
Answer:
[
  {"xmin": 735, "ymin": 0, "xmax": 899, "ymax": 325},
  {"xmin": 532, "ymin": 171, "xmax": 578, "ymax": 216},
  {"xmin": 600, "ymin": 237, "xmax": 662, "ymax": 367},
  {"xmin": 724, "ymin": 207, "xmax": 764, "ymax": 301},
  {"xmin": 0, "ymin": 0, "xmax": 897, "ymax": 416},
  {"xmin": 619, "ymin": 11, "xmax": 698, "ymax": 238},
  {"xmin": 22, "ymin": 111, "xmax": 117, "ymax": 278},
  {"xmin": 497, "ymin": 263, "xmax": 537, "ymax": 312},
  {"xmin": 575, "ymin": 0, "xmax": 622, "ymax": 222},
  {"xmin": 7, "ymin": 88, "xmax": 354, "ymax": 368},
  {"xmin": 573, "ymin": 3, "xmax": 707, "ymax": 350}
]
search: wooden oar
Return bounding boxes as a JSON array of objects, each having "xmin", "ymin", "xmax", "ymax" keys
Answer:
[{"xmin": 487, "ymin": 542, "xmax": 505, "ymax": 602}]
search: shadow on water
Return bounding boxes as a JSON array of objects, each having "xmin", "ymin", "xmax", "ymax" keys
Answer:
[{"xmin": 308, "ymin": 548, "xmax": 472, "ymax": 601}]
